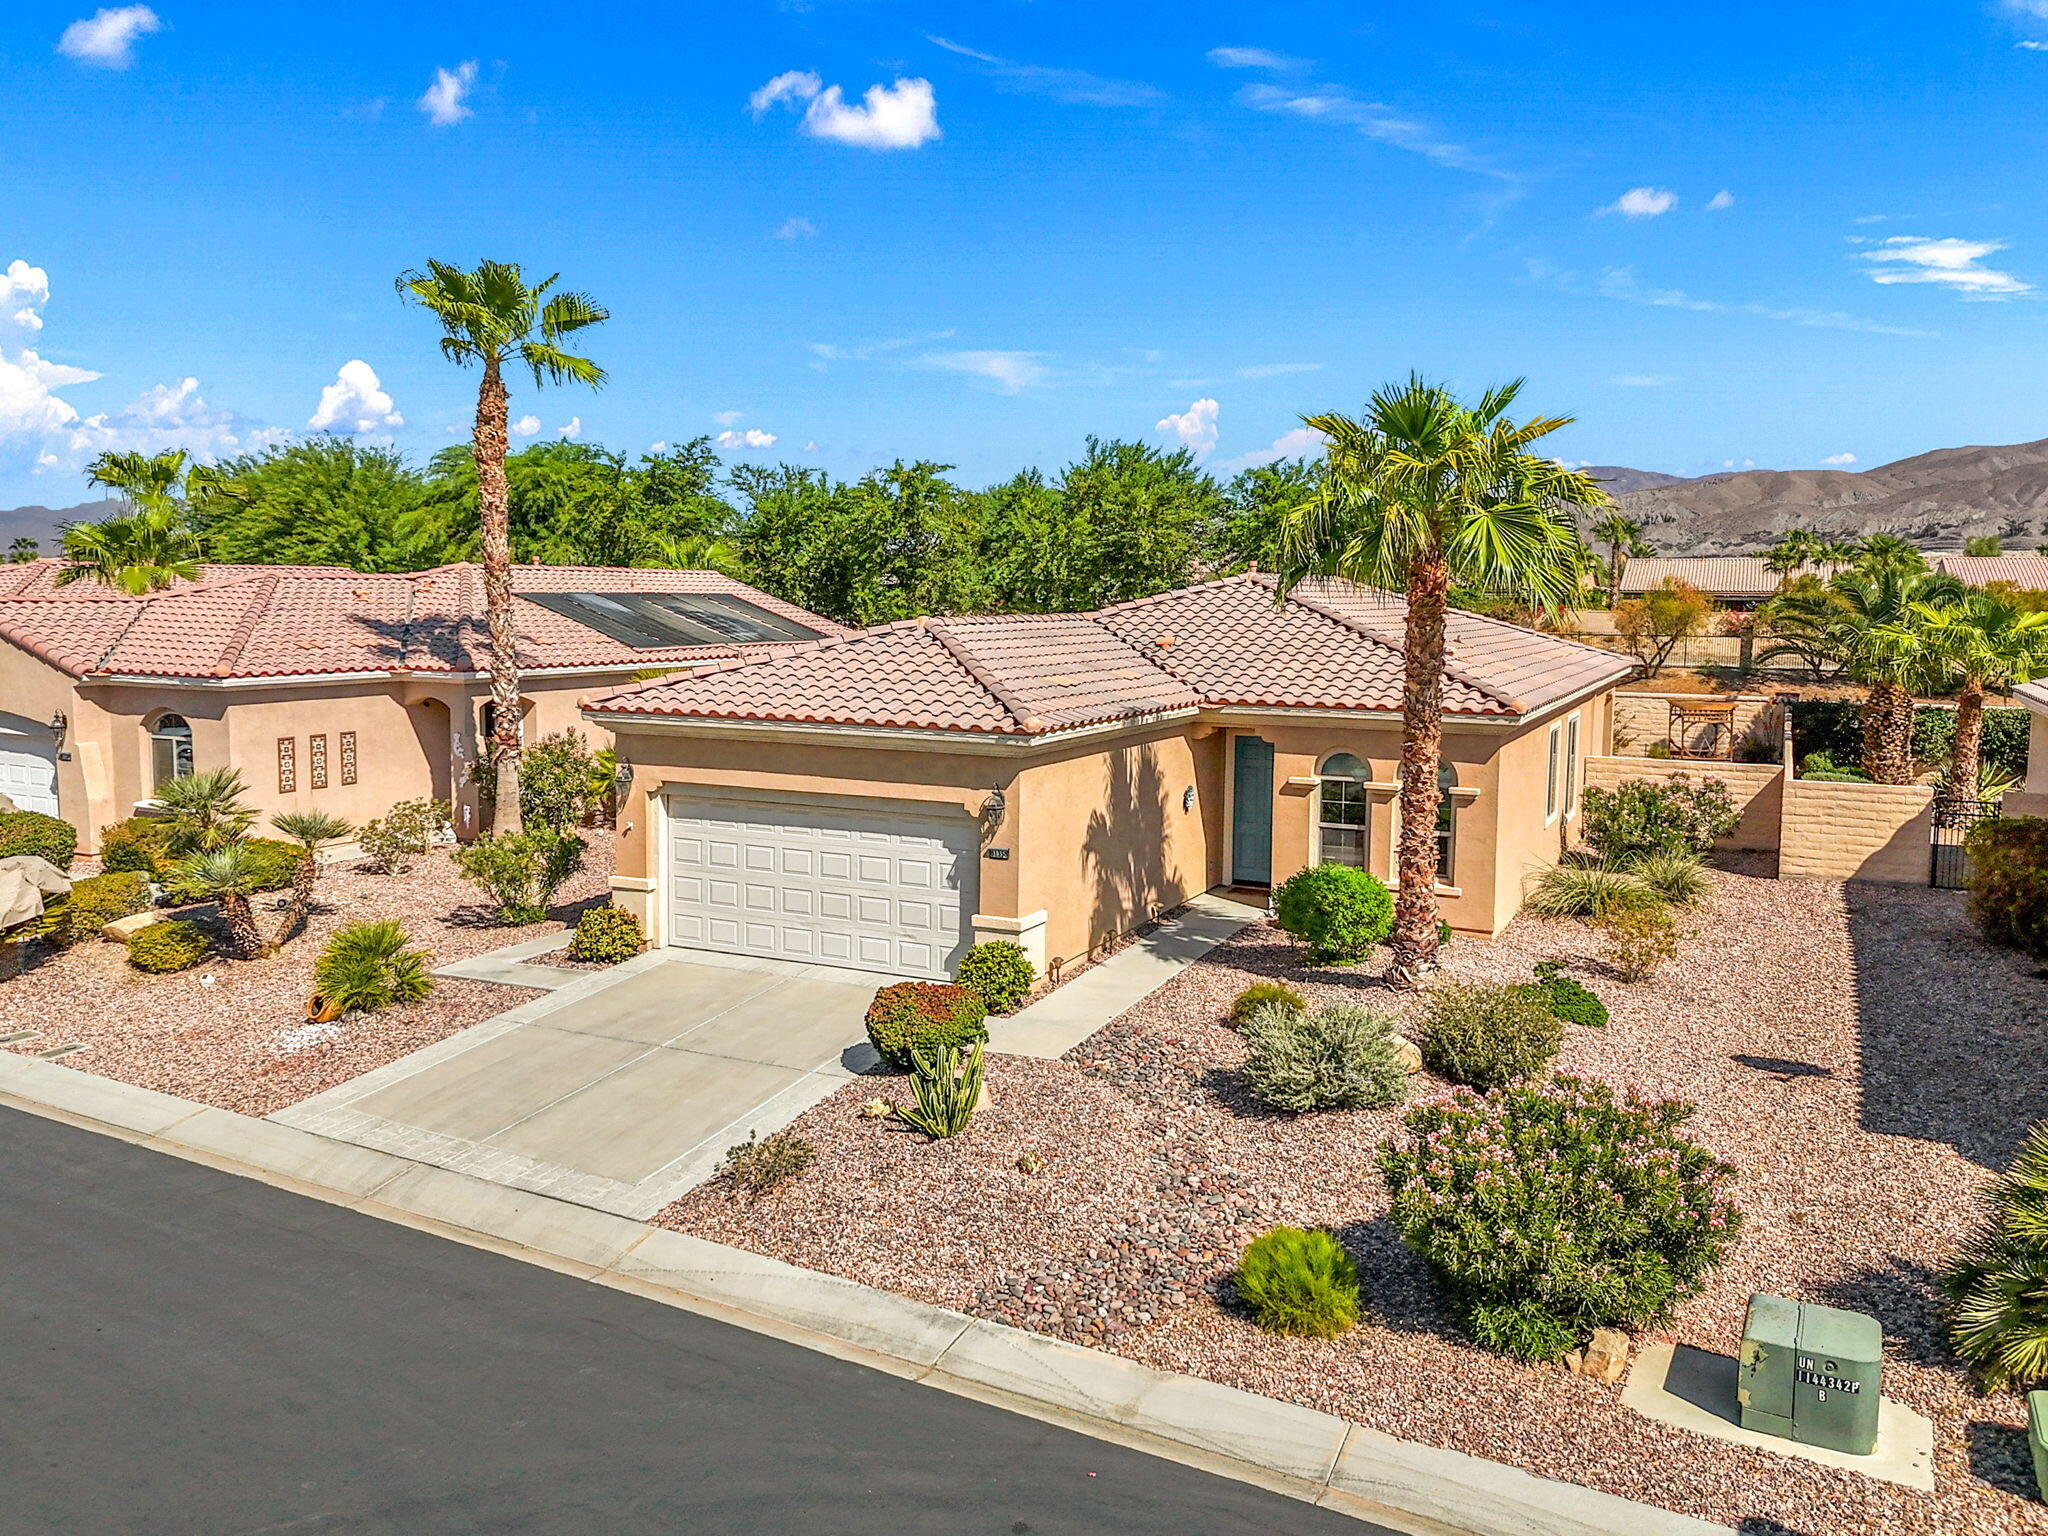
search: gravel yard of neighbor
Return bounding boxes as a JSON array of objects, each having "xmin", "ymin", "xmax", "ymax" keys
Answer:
[
  {"xmin": 0, "ymin": 834, "xmax": 614, "ymax": 1119},
  {"xmin": 662, "ymin": 868, "xmax": 2048, "ymax": 1536}
]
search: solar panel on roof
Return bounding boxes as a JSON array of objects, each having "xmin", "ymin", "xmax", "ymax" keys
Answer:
[{"xmin": 523, "ymin": 591, "xmax": 824, "ymax": 649}]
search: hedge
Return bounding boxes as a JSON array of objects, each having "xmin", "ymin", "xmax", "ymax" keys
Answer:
[{"xmin": 1789, "ymin": 699, "xmax": 2029, "ymax": 781}]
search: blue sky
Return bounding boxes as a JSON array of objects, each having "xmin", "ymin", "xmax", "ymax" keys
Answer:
[{"xmin": 6, "ymin": 0, "xmax": 2048, "ymax": 508}]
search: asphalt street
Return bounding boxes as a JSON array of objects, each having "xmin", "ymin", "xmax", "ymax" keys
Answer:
[{"xmin": 0, "ymin": 1105, "xmax": 1392, "ymax": 1535}]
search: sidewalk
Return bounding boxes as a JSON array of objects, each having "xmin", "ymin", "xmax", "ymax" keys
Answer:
[{"xmin": 0, "ymin": 1048, "xmax": 1733, "ymax": 1536}]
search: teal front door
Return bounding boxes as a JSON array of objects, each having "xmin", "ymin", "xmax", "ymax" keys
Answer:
[{"xmin": 1231, "ymin": 736, "xmax": 1274, "ymax": 886}]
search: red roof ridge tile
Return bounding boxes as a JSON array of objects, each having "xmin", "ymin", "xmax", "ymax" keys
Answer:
[
  {"xmin": 927, "ymin": 621, "xmax": 1047, "ymax": 732},
  {"xmin": 1274, "ymin": 578, "xmax": 1521, "ymax": 713},
  {"xmin": 210, "ymin": 569, "xmax": 286, "ymax": 677}
]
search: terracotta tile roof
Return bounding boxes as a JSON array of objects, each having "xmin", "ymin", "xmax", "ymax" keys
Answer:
[
  {"xmin": 1933, "ymin": 553, "xmax": 2048, "ymax": 589},
  {"xmin": 1617, "ymin": 557, "xmax": 1790, "ymax": 598},
  {"xmin": 0, "ymin": 560, "xmax": 846, "ymax": 680},
  {"xmin": 591, "ymin": 574, "xmax": 1633, "ymax": 736}
]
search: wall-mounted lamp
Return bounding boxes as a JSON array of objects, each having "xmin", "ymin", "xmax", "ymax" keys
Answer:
[
  {"xmin": 981, "ymin": 784, "xmax": 1008, "ymax": 826},
  {"xmin": 47, "ymin": 709, "xmax": 67, "ymax": 744}
]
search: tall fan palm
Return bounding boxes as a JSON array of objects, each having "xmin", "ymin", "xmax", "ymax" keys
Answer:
[
  {"xmin": 1763, "ymin": 527, "xmax": 1826, "ymax": 577},
  {"xmin": 1854, "ymin": 532, "xmax": 1927, "ymax": 573},
  {"xmin": 395, "ymin": 259, "xmax": 608, "ymax": 832},
  {"xmin": 56, "ymin": 449, "xmax": 207, "ymax": 593},
  {"xmin": 154, "ymin": 767, "xmax": 257, "ymax": 853},
  {"xmin": 1906, "ymin": 591, "xmax": 2048, "ymax": 799},
  {"xmin": 1277, "ymin": 377, "xmax": 1599, "ymax": 981},
  {"xmin": 1591, "ymin": 511, "xmax": 1651, "ymax": 605}
]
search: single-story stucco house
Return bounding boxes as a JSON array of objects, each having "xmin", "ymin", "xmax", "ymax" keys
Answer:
[
  {"xmin": 0, "ymin": 559, "xmax": 843, "ymax": 851},
  {"xmin": 583, "ymin": 574, "xmax": 1634, "ymax": 981}
]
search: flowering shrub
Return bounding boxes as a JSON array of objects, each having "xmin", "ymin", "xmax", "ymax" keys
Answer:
[
  {"xmin": 864, "ymin": 981, "xmax": 988, "ymax": 1071},
  {"xmin": 1579, "ymin": 775, "xmax": 1738, "ymax": 864},
  {"xmin": 1379, "ymin": 1075, "xmax": 1742, "ymax": 1362}
]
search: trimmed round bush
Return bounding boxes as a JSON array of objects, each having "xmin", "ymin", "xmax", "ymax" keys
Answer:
[
  {"xmin": 1419, "ymin": 981, "xmax": 1564, "ymax": 1090},
  {"xmin": 1228, "ymin": 980, "xmax": 1307, "ymax": 1028},
  {"xmin": 955, "ymin": 940, "xmax": 1035, "ymax": 1012},
  {"xmin": 98, "ymin": 815, "xmax": 172, "ymax": 878},
  {"xmin": 864, "ymin": 981, "xmax": 989, "ymax": 1072},
  {"xmin": 1240, "ymin": 1002, "xmax": 1409, "ymax": 1114},
  {"xmin": 0, "ymin": 810, "xmax": 77, "ymax": 871},
  {"xmin": 1519, "ymin": 960, "xmax": 1609, "ymax": 1029},
  {"xmin": 1235, "ymin": 1227, "xmax": 1360, "ymax": 1338},
  {"xmin": 567, "ymin": 906, "xmax": 644, "ymax": 964},
  {"xmin": 54, "ymin": 871, "xmax": 150, "ymax": 947},
  {"xmin": 1380, "ymin": 1075, "xmax": 1743, "ymax": 1361},
  {"xmin": 239, "ymin": 836, "xmax": 302, "ymax": 893},
  {"xmin": 1272, "ymin": 862, "xmax": 1394, "ymax": 964},
  {"xmin": 127, "ymin": 918, "xmax": 212, "ymax": 973}
]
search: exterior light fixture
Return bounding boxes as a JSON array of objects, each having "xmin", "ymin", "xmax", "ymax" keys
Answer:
[
  {"xmin": 982, "ymin": 784, "xmax": 1008, "ymax": 825},
  {"xmin": 47, "ymin": 709, "xmax": 66, "ymax": 743}
]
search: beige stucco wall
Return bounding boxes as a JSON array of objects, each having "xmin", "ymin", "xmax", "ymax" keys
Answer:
[
  {"xmin": 2028, "ymin": 711, "xmax": 2048, "ymax": 795},
  {"xmin": 1779, "ymin": 779, "xmax": 1935, "ymax": 883},
  {"xmin": 1582, "ymin": 756, "xmax": 1786, "ymax": 853},
  {"xmin": 1609, "ymin": 691, "xmax": 1781, "ymax": 759}
]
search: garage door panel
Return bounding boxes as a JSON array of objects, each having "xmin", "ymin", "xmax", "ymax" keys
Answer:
[
  {"xmin": 668, "ymin": 796, "xmax": 972, "ymax": 980},
  {"xmin": 0, "ymin": 736, "xmax": 63, "ymax": 819}
]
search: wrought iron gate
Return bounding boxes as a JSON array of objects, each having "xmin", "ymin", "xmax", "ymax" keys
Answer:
[{"xmin": 1930, "ymin": 795, "xmax": 1998, "ymax": 889}]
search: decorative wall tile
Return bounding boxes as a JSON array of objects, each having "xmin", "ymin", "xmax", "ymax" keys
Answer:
[
  {"xmin": 310, "ymin": 733, "xmax": 328, "ymax": 789},
  {"xmin": 340, "ymin": 731, "xmax": 357, "ymax": 785},
  {"xmin": 278, "ymin": 737, "xmax": 296, "ymax": 794}
]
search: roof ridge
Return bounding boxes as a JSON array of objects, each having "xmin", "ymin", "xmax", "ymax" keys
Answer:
[
  {"xmin": 211, "ymin": 569, "xmax": 286, "ymax": 675},
  {"xmin": 927, "ymin": 621, "xmax": 1048, "ymax": 732},
  {"xmin": 1279, "ymin": 579, "xmax": 1518, "ymax": 711},
  {"xmin": 1085, "ymin": 573, "xmax": 1260, "ymax": 620},
  {"xmin": 584, "ymin": 615, "xmax": 913, "ymax": 705}
]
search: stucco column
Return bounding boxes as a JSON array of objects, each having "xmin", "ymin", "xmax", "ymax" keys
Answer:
[{"xmin": 970, "ymin": 774, "xmax": 1041, "ymax": 970}]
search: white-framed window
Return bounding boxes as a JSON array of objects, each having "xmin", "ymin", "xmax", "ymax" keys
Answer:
[
  {"xmin": 148, "ymin": 713, "xmax": 194, "ymax": 792},
  {"xmin": 1435, "ymin": 761, "xmax": 1458, "ymax": 886},
  {"xmin": 1317, "ymin": 752, "xmax": 1369, "ymax": 868},
  {"xmin": 1545, "ymin": 721, "xmax": 1562, "ymax": 825},
  {"xmin": 1562, "ymin": 712, "xmax": 1582, "ymax": 821}
]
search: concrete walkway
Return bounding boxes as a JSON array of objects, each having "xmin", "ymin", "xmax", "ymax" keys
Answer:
[
  {"xmin": 431, "ymin": 930, "xmax": 596, "ymax": 992},
  {"xmin": 273, "ymin": 949, "xmax": 887, "ymax": 1218},
  {"xmin": 992, "ymin": 891, "xmax": 1266, "ymax": 1059}
]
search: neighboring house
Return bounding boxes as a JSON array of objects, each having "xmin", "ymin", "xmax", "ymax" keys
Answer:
[
  {"xmin": 584, "ymin": 574, "xmax": 1633, "ymax": 981},
  {"xmin": 0, "ymin": 560, "xmax": 843, "ymax": 851},
  {"xmin": 1933, "ymin": 553, "xmax": 2048, "ymax": 589},
  {"xmin": 2013, "ymin": 679, "xmax": 2048, "ymax": 820},
  {"xmin": 1615, "ymin": 556, "xmax": 1843, "ymax": 606}
]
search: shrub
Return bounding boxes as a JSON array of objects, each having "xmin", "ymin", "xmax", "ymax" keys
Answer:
[
  {"xmin": 567, "ymin": 906, "xmax": 643, "ymax": 964},
  {"xmin": 1524, "ymin": 862, "xmax": 1658, "ymax": 920},
  {"xmin": 720, "ymin": 1129, "xmax": 815, "ymax": 1200},
  {"xmin": 98, "ymin": 815, "xmax": 172, "ymax": 878},
  {"xmin": 1235, "ymin": 1227, "xmax": 1360, "ymax": 1338},
  {"xmin": 1793, "ymin": 698, "xmax": 2030, "ymax": 784},
  {"xmin": 238, "ymin": 836, "xmax": 302, "ymax": 893},
  {"xmin": 1228, "ymin": 980, "xmax": 1307, "ymax": 1027},
  {"xmin": 313, "ymin": 920, "xmax": 433, "ymax": 1013},
  {"xmin": 0, "ymin": 810, "xmax": 76, "ymax": 870},
  {"xmin": 896, "ymin": 1039, "xmax": 985, "ymax": 1140},
  {"xmin": 1629, "ymin": 851, "xmax": 1710, "ymax": 905},
  {"xmin": 127, "ymin": 917, "xmax": 211, "ymax": 973},
  {"xmin": 1380, "ymin": 1075, "xmax": 1743, "ymax": 1361},
  {"xmin": 520, "ymin": 729, "xmax": 599, "ymax": 832},
  {"xmin": 1419, "ymin": 982, "xmax": 1563, "ymax": 1090},
  {"xmin": 1240, "ymin": 1002, "xmax": 1409, "ymax": 1113},
  {"xmin": 53, "ymin": 871, "xmax": 149, "ymax": 947},
  {"xmin": 359, "ymin": 797, "xmax": 449, "ymax": 875},
  {"xmin": 1580, "ymin": 775, "xmax": 1738, "ymax": 864},
  {"xmin": 1521, "ymin": 960, "xmax": 1609, "ymax": 1028},
  {"xmin": 1966, "ymin": 817, "xmax": 2048, "ymax": 959},
  {"xmin": 1272, "ymin": 862, "xmax": 1395, "ymax": 963},
  {"xmin": 452, "ymin": 828, "xmax": 584, "ymax": 924},
  {"xmin": 1600, "ymin": 903, "xmax": 1679, "ymax": 982},
  {"xmin": 955, "ymin": 939, "xmax": 1035, "ymax": 1012},
  {"xmin": 1943, "ymin": 1121, "xmax": 2048, "ymax": 1389},
  {"xmin": 864, "ymin": 980, "xmax": 988, "ymax": 1071}
]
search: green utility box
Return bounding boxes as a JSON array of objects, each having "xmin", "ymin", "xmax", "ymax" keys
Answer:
[
  {"xmin": 2028, "ymin": 1391, "xmax": 2048, "ymax": 1503},
  {"xmin": 1736, "ymin": 1294, "xmax": 1882, "ymax": 1456}
]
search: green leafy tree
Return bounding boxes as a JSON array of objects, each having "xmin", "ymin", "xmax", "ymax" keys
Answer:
[
  {"xmin": 1613, "ymin": 577, "xmax": 1714, "ymax": 674},
  {"xmin": 1278, "ymin": 377, "xmax": 1598, "ymax": 981},
  {"xmin": 1591, "ymin": 511, "xmax": 1651, "ymax": 605},
  {"xmin": 1036, "ymin": 437, "xmax": 1220, "ymax": 610},
  {"xmin": 396, "ymin": 259, "xmax": 609, "ymax": 833},
  {"xmin": 1209, "ymin": 459, "xmax": 1323, "ymax": 575},
  {"xmin": 1964, "ymin": 534, "xmax": 2004, "ymax": 558},
  {"xmin": 1907, "ymin": 590, "xmax": 2048, "ymax": 797},
  {"xmin": 191, "ymin": 438, "xmax": 433, "ymax": 570}
]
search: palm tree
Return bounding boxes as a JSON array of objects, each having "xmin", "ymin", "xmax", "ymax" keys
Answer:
[
  {"xmin": 8, "ymin": 537, "xmax": 39, "ymax": 563},
  {"xmin": 1854, "ymin": 532, "xmax": 1927, "ymax": 573},
  {"xmin": 1907, "ymin": 591, "xmax": 2048, "ymax": 799},
  {"xmin": 395, "ymin": 260, "xmax": 608, "ymax": 833},
  {"xmin": 1277, "ymin": 376, "xmax": 1598, "ymax": 982},
  {"xmin": 271, "ymin": 810, "xmax": 354, "ymax": 931},
  {"xmin": 172, "ymin": 844, "xmax": 271, "ymax": 959},
  {"xmin": 1763, "ymin": 527, "xmax": 1825, "ymax": 577},
  {"xmin": 153, "ymin": 767, "xmax": 256, "ymax": 854},
  {"xmin": 1591, "ymin": 511, "xmax": 1651, "ymax": 605}
]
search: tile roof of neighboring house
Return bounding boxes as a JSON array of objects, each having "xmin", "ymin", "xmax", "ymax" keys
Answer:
[
  {"xmin": 588, "ymin": 574, "xmax": 1633, "ymax": 737},
  {"xmin": 1617, "ymin": 557, "xmax": 1798, "ymax": 599},
  {"xmin": 1933, "ymin": 554, "xmax": 2048, "ymax": 589},
  {"xmin": 0, "ymin": 561, "xmax": 847, "ymax": 680}
]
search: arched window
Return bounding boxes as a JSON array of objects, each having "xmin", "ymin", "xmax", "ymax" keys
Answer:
[
  {"xmin": 149, "ymin": 713, "xmax": 193, "ymax": 791},
  {"xmin": 1317, "ymin": 752, "xmax": 1369, "ymax": 868},
  {"xmin": 1435, "ymin": 762, "xmax": 1458, "ymax": 885}
]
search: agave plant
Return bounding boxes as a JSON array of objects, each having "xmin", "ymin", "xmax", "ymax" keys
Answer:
[
  {"xmin": 895, "ymin": 1039, "xmax": 985, "ymax": 1140},
  {"xmin": 1944, "ymin": 1122, "xmax": 2048, "ymax": 1390}
]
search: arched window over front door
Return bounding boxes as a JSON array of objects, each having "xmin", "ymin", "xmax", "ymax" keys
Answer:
[
  {"xmin": 149, "ymin": 713, "xmax": 194, "ymax": 792},
  {"xmin": 1318, "ymin": 752, "xmax": 1369, "ymax": 868},
  {"xmin": 1435, "ymin": 762, "xmax": 1458, "ymax": 886}
]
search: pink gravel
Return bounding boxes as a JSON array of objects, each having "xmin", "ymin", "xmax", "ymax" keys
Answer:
[
  {"xmin": 0, "ymin": 833, "xmax": 614, "ymax": 1118},
  {"xmin": 662, "ymin": 868, "xmax": 2048, "ymax": 1536}
]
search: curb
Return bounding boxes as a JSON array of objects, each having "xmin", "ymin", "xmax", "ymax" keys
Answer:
[{"xmin": 0, "ymin": 1052, "xmax": 1734, "ymax": 1536}]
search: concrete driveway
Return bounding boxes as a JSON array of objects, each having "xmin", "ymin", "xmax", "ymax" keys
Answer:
[{"xmin": 273, "ymin": 952, "xmax": 885, "ymax": 1218}]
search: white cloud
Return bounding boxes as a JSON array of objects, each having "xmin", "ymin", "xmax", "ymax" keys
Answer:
[
  {"xmin": 1821, "ymin": 452, "xmax": 1857, "ymax": 466},
  {"xmin": 308, "ymin": 359, "xmax": 403, "ymax": 434},
  {"xmin": 1206, "ymin": 47, "xmax": 1307, "ymax": 70},
  {"xmin": 773, "ymin": 217, "xmax": 818, "ymax": 240},
  {"xmin": 712, "ymin": 410, "xmax": 743, "ymax": 426},
  {"xmin": 919, "ymin": 350, "xmax": 1049, "ymax": 392},
  {"xmin": 715, "ymin": 428, "xmax": 778, "ymax": 450},
  {"xmin": 2020, "ymin": 38, "xmax": 2048, "ymax": 48},
  {"xmin": 0, "ymin": 350, "xmax": 100, "ymax": 438},
  {"xmin": 419, "ymin": 60, "xmax": 478, "ymax": 127},
  {"xmin": 1235, "ymin": 82, "xmax": 1508, "ymax": 180},
  {"xmin": 1216, "ymin": 425, "xmax": 1329, "ymax": 473},
  {"xmin": 1238, "ymin": 362, "xmax": 1323, "ymax": 379},
  {"xmin": 511, "ymin": 413, "xmax": 539, "ymax": 437},
  {"xmin": 57, "ymin": 6, "xmax": 161, "ymax": 68},
  {"xmin": 1706, "ymin": 189, "xmax": 1735, "ymax": 211},
  {"xmin": 1527, "ymin": 258, "xmax": 1937, "ymax": 338},
  {"xmin": 1155, "ymin": 398, "xmax": 1221, "ymax": 458},
  {"xmin": 1601, "ymin": 187, "xmax": 1678, "ymax": 219},
  {"xmin": 1860, "ymin": 236, "xmax": 2030, "ymax": 296},
  {"xmin": 928, "ymin": 37, "xmax": 1160, "ymax": 107},
  {"xmin": 649, "ymin": 441, "xmax": 667, "ymax": 452},
  {"xmin": 68, "ymin": 377, "xmax": 260, "ymax": 461},
  {"xmin": 1721, "ymin": 458, "xmax": 1757, "ymax": 470},
  {"xmin": 750, "ymin": 71, "xmax": 940, "ymax": 150},
  {"xmin": 557, "ymin": 417, "xmax": 581, "ymax": 440},
  {"xmin": 1609, "ymin": 374, "xmax": 1673, "ymax": 387},
  {"xmin": 2, "ymin": 261, "xmax": 51, "ymax": 332}
]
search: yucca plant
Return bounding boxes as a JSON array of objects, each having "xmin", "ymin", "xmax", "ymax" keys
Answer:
[
  {"xmin": 1627, "ymin": 851, "xmax": 1711, "ymax": 906},
  {"xmin": 154, "ymin": 767, "xmax": 256, "ymax": 855},
  {"xmin": 1524, "ymin": 861, "xmax": 1659, "ymax": 920},
  {"xmin": 170, "ymin": 843, "xmax": 270, "ymax": 958},
  {"xmin": 313, "ymin": 920, "xmax": 433, "ymax": 1014},
  {"xmin": 895, "ymin": 1039, "xmax": 985, "ymax": 1140},
  {"xmin": 1944, "ymin": 1122, "xmax": 2048, "ymax": 1390},
  {"xmin": 271, "ymin": 810, "xmax": 354, "ymax": 929}
]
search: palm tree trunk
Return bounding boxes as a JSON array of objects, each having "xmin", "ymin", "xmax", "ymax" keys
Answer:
[
  {"xmin": 221, "ymin": 892, "xmax": 264, "ymax": 959},
  {"xmin": 1390, "ymin": 549, "xmax": 1450, "ymax": 985},
  {"xmin": 474, "ymin": 357, "xmax": 524, "ymax": 834},
  {"xmin": 1946, "ymin": 680, "xmax": 1986, "ymax": 799},
  {"xmin": 1860, "ymin": 681, "xmax": 1916, "ymax": 784},
  {"xmin": 1607, "ymin": 544, "xmax": 1621, "ymax": 606}
]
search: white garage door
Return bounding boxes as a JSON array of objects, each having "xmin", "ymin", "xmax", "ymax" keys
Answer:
[
  {"xmin": 666, "ymin": 795, "xmax": 976, "ymax": 980},
  {"xmin": 0, "ymin": 733, "xmax": 59, "ymax": 816}
]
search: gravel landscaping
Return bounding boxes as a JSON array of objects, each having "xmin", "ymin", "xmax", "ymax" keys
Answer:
[
  {"xmin": 0, "ymin": 834, "xmax": 613, "ymax": 1118},
  {"xmin": 662, "ymin": 867, "xmax": 2048, "ymax": 1536}
]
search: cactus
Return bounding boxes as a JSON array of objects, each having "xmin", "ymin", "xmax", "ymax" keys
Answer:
[{"xmin": 895, "ymin": 1039, "xmax": 984, "ymax": 1140}]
